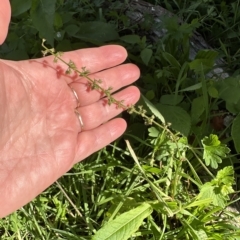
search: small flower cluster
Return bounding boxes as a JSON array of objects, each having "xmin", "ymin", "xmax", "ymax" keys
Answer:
[{"xmin": 41, "ymin": 39, "xmax": 167, "ymax": 130}]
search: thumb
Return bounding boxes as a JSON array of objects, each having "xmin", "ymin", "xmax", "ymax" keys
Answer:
[{"xmin": 0, "ymin": 0, "xmax": 11, "ymax": 45}]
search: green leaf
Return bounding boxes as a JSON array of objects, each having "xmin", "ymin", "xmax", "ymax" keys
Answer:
[
  {"xmin": 191, "ymin": 96, "xmax": 205, "ymax": 124},
  {"xmin": 161, "ymin": 52, "xmax": 181, "ymax": 69},
  {"xmin": 156, "ymin": 104, "xmax": 191, "ymax": 136},
  {"xmin": 197, "ymin": 167, "xmax": 234, "ymax": 207},
  {"xmin": 189, "ymin": 59, "xmax": 214, "ymax": 74},
  {"xmin": 189, "ymin": 50, "xmax": 218, "ymax": 74},
  {"xmin": 216, "ymin": 167, "xmax": 235, "ymax": 196},
  {"xmin": 160, "ymin": 94, "xmax": 183, "ymax": 106},
  {"xmin": 185, "ymin": 199, "xmax": 212, "ymax": 208},
  {"xmin": 11, "ymin": 0, "xmax": 32, "ymax": 16},
  {"xmin": 179, "ymin": 82, "xmax": 202, "ymax": 92},
  {"xmin": 142, "ymin": 165, "xmax": 162, "ymax": 174},
  {"xmin": 215, "ymin": 76, "xmax": 240, "ymax": 106},
  {"xmin": 231, "ymin": 113, "xmax": 240, "ymax": 153},
  {"xmin": 226, "ymin": 99, "xmax": 240, "ymax": 114},
  {"xmin": 141, "ymin": 48, "xmax": 153, "ymax": 66},
  {"xmin": 216, "ymin": 166, "xmax": 234, "ymax": 184},
  {"xmin": 145, "ymin": 90, "xmax": 155, "ymax": 100},
  {"xmin": 148, "ymin": 127, "xmax": 160, "ymax": 138},
  {"xmin": 30, "ymin": 0, "xmax": 56, "ymax": 46},
  {"xmin": 208, "ymin": 86, "xmax": 219, "ymax": 98},
  {"xmin": 5, "ymin": 49, "xmax": 29, "ymax": 60},
  {"xmin": 198, "ymin": 184, "xmax": 225, "ymax": 208},
  {"xmin": 65, "ymin": 24, "xmax": 79, "ymax": 37},
  {"xmin": 195, "ymin": 230, "xmax": 208, "ymax": 240},
  {"xmin": 202, "ymin": 134, "xmax": 230, "ymax": 169},
  {"xmin": 54, "ymin": 12, "xmax": 63, "ymax": 29},
  {"xmin": 195, "ymin": 49, "xmax": 218, "ymax": 62},
  {"xmin": 74, "ymin": 22, "xmax": 119, "ymax": 43},
  {"xmin": 141, "ymin": 95, "xmax": 165, "ymax": 124},
  {"xmin": 120, "ymin": 35, "xmax": 140, "ymax": 44},
  {"xmin": 92, "ymin": 203, "xmax": 152, "ymax": 240}
]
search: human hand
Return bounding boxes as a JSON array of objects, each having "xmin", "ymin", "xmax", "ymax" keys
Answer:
[
  {"xmin": 0, "ymin": 45, "xmax": 140, "ymax": 217},
  {"xmin": 0, "ymin": 0, "xmax": 11, "ymax": 45}
]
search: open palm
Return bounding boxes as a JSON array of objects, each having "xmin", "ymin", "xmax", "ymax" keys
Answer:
[{"xmin": 0, "ymin": 45, "xmax": 140, "ymax": 217}]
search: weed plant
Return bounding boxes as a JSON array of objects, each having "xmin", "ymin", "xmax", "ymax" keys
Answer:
[{"xmin": 1, "ymin": 0, "xmax": 240, "ymax": 239}]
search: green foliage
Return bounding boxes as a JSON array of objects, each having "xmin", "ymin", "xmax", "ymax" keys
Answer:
[
  {"xmin": 232, "ymin": 113, "xmax": 240, "ymax": 153},
  {"xmin": 156, "ymin": 104, "xmax": 191, "ymax": 136},
  {"xmin": 197, "ymin": 166, "xmax": 235, "ymax": 207},
  {"xmin": 189, "ymin": 50, "xmax": 218, "ymax": 74},
  {"xmin": 73, "ymin": 21, "xmax": 119, "ymax": 44},
  {"xmin": 31, "ymin": 0, "xmax": 56, "ymax": 46},
  {"xmin": 93, "ymin": 203, "xmax": 153, "ymax": 240},
  {"xmin": 202, "ymin": 134, "xmax": 230, "ymax": 169},
  {"xmin": 215, "ymin": 76, "xmax": 240, "ymax": 114},
  {"xmin": 11, "ymin": 0, "xmax": 31, "ymax": 16},
  {"xmin": 160, "ymin": 0, "xmax": 240, "ymax": 69},
  {"xmin": 1, "ymin": 0, "xmax": 240, "ymax": 239}
]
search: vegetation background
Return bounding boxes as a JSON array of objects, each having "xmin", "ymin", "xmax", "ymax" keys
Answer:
[{"xmin": 1, "ymin": 0, "xmax": 240, "ymax": 239}]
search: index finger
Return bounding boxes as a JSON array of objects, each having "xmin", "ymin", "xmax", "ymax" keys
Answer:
[{"xmin": 20, "ymin": 45, "xmax": 128, "ymax": 84}]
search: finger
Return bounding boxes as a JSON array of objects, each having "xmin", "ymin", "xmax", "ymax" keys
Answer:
[
  {"xmin": 20, "ymin": 45, "xmax": 128, "ymax": 84},
  {"xmin": 69, "ymin": 63, "xmax": 140, "ymax": 106},
  {"xmin": 0, "ymin": 0, "xmax": 11, "ymax": 45},
  {"xmin": 76, "ymin": 86, "xmax": 140, "ymax": 130},
  {"xmin": 74, "ymin": 118, "xmax": 126, "ymax": 164}
]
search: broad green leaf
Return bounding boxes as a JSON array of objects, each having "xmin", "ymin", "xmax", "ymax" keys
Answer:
[
  {"xmin": 5, "ymin": 49, "xmax": 29, "ymax": 60},
  {"xmin": 191, "ymin": 96, "xmax": 205, "ymax": 124},
  {"xmin": 31, "ymin": 0, "xmax": 56, "ymax": 46},
  {"xmin": 208, "ymin": 86, "xmax": 218, "ymax": 98},
  {"xmin": 55, "ymin": 39, "xmax": 72, "ymax": 52},
  {"xmin": 120, "ymin": 35, "xmax": 140, "ymax": 44},
  {"xmin": 189, "ymin": 59, "xmax": 214, "ymax": 74},
  {"xmin": 92, "ymin": 203, "xmax": 152, "ymax": 240},
  {"xmin": 195, "ymin": 49, "xmax": 218, "ymax": 62},
  {"xmin": 189, "ymin": 50, "xmax": 218, "ymax": 74},
  {"xmin": 74, "ymin": 22, "xmax": 119, "ymax": 43},
  {"xmin": 162, "ymin": 52, "xmax": 181, "ymax": 69},
  {"xmin": 141, "ymin": 48, "xmax": 153, "ymax": 66},
  {"xmin": 65, "ymin": 24, "xmax": 79, "ymax": 37},
  {"xmin": 198, "ymin": 184, "xmax": 225, "ymax": 208},
  {"xmin": 232, "ymin": 113, "xmax": 240, "ymax": 153},
  {"xmin": 11, "ymin": 0, "xmax": 31, "ymax": 16},
  {"xmin": 160, "ymin": 94, "xmax": 183, "ymax": 106},
  {"xmin": 156, "ymin": 104, "xmax": 191, "ymax": 136},
  {"xmin": 141, "ymin": 95, "xmax": 165, "ymax": 124},
  {"xmin": 226, "ymin": 99, "xmax": 240, "ymax": 114},
  {"xmin": 202, "ymin": 134, "xmax": 230, "ymax": 169},
  {"xmin": 219, "ymin": 86, "xmax": 240, "ymax": 104},
  {"xmin": 215, "ymin": 76, "xmax": 240, "ymax": 107},
  {"xmin": 198, "ymin": 167, "xmax": 234, "ymax": 207},
  {"xmin": 54, "ymin": 12, "xmax": 63, "ymax": 29},
  {"xmin": 179, "ymin": 82, "xmax": 202, "ymax": 92}
]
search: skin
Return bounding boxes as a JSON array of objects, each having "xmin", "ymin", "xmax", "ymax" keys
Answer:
[{"xmin": 0, "ymin": 1, "xmax": 140, "ymax": 217}]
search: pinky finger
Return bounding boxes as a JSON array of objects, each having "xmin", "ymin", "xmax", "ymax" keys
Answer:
[{"xmin": 74, "ymin": 118, "xmax": 127, "ymax": 164}]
